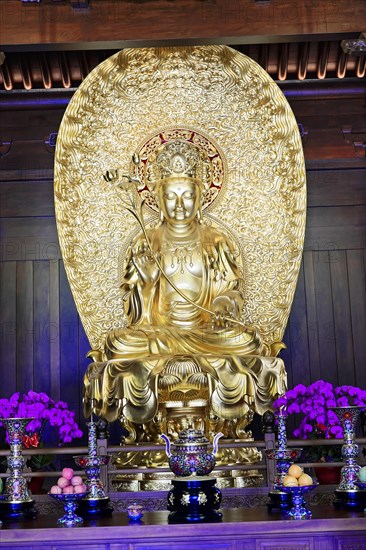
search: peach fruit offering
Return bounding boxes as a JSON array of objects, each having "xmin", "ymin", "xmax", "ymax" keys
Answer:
[{"xmin": 50, "ymin": 467, "xmax": 86, "ymax": 494}]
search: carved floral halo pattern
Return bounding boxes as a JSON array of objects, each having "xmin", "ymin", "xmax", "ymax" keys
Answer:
[{"xmin": 131, "ymin": 127, "xmax": 226, "ymax": 213}]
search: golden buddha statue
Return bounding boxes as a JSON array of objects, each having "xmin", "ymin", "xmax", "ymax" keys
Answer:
[
  {"xmin": 53, "ymin": 47, "xmax": 306, "ymax": 451},
  {"xmin": 83, "ymin": 139, "xmax": 287, "ymax": 433}
]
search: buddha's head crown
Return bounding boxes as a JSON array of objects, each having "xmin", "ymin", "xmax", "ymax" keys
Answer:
[{"xmin": 154, "ymin": 140, "xmax": 204, "ymax": 183}]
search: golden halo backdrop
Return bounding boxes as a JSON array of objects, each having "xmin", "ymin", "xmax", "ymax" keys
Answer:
[{"xmin": 54, "ymin": 46, "xmax": 306, "ymax": 353}]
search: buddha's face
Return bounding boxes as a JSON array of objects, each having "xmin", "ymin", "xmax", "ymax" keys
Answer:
[{"xmin": 158, "ymin": 178, "xmax": 201, "ymax": 224}]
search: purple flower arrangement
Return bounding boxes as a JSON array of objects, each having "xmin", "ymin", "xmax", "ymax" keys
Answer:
[
  {"xmin": 0, "ymin": 390, "xmax": 83, "ymax": 445},
  {"xmin": 273, "ymin": 380, "xmax": 366, "ymax": 440}
]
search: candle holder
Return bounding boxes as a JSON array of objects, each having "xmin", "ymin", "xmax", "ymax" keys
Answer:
[
  {"xmin": 265, "ymin": 411, "xmax": 302, "ymax": 512},
  {"xmin": 330, "ymin": 406, "xmax": 366, "ymax": 510},
  {"xmin": 0, "ymin": 418, "xmax": 38, "ymax": 521},
  {"xmin": 277, "ymin": 411, "xmax": 287, "ymax": 450},
  {"xmin": 274, "ymin": 483, "xmax": 319, "ymax": 520},
  {"xmin": 73, "ymin": 421, "xmax": 113, "ymax": 518}
]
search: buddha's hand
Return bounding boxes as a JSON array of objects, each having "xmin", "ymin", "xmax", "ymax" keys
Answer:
[
  {"xmin": 211, "ymin": 295, "xmax": 236, "ymax": 328},
  {"xmin": 132, "ymin": 243, "xmax": 160, "ymax": 287}
]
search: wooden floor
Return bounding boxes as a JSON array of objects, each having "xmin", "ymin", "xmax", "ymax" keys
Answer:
[{"xmin": 1, "ymin": 506, "xmax": 365, "ymax": 549}]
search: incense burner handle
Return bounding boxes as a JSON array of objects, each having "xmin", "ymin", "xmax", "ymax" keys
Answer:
[
  {"xmin": 161, "ymin": 433, "xmax": 171, "ymax": 458},
  {"xmin": 212, "ymin": 432, "xmax": 224, "ymax": 456}
]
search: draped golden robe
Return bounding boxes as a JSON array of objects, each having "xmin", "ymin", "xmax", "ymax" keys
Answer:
[{"xmin": 84, "ymin": 223, "xmax": 287, "ymax": 424}]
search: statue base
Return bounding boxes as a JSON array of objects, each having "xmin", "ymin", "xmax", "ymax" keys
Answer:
[
  {"xmin": 0, "ymin": 499, "xmax": 38, "ymax": 521},
  {"xmin": 267, "ymin": 489, "xmax": 292, "ymax": 513},
  {"xmin": 333, "ymin": 489, "xmax": 366, "ymax": 511},
  {"xmin": 77, "ymin": 496, "xmax": 114, "ymax": 519},
  {"xmin": 167, "ymin": 476, "xmax": 222, "ymax": 524}
]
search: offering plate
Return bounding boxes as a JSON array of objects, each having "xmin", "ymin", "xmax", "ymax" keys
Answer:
[
  {"xmin": 48, "ymin": 492, "xmax": 88, "ymax": 526},
  {"xmin": 274, "ymin": 483, "xmax": 319, "ymax": 519}
]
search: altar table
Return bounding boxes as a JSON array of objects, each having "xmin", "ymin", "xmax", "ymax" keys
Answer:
[{"xmin": 1, "ymin": 506, "xmax": 365, "ymax": 549}]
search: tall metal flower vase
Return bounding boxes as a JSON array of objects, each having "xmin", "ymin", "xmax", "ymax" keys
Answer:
[
  {"xmin": 330, "ymin": 406, "xmax": 366, "ymax": 510},
  {"xmin": 0, "ymin": 418, "xmax": 38, "ymax": 521}
]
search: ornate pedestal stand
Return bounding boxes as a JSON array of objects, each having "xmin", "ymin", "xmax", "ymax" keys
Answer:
[
  {"xmin": 48, "ymin": 492, "xmax": 88, "ymax": 526},
  {"xmin": 74, "ymin": 421, "xmax": 113, "ymax": 518},
  {"xmin": 330, "ymin": 406, "xmax": 366, "ymax": 510},
  {"xmin": 265, "ymin": 412, "xmax": 302, "ymax": 512},
  {"xmin": 167, "ymin": 476, "xmax": 222, "ymax": 524},
  {"xmin": 0, "ymin": 418, "xmax": 38, "ymax": 521},
  {"xmin": 275, "ymin": 483, "xmax": 319, "ymax": 520}
]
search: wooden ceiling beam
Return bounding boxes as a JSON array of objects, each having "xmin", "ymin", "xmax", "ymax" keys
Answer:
[{"xmin": 0, "ymin": 0, "xmax": 365, "ymax": 51}]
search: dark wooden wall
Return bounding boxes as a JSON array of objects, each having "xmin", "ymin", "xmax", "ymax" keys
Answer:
[
  {"xmin": 0, "ymin": 106, "xmax": 91, "ymax": 435},
  {"xmin": 282, "ymin": 94, "xmax": 366, "ymax": 393},
  {"xmin": 2, "ymin": 0, "xmax": 365, "ymax": 50},
  {"xmin": 0, "ymin": 88, "xmax": 365, "ymax": 439}
]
